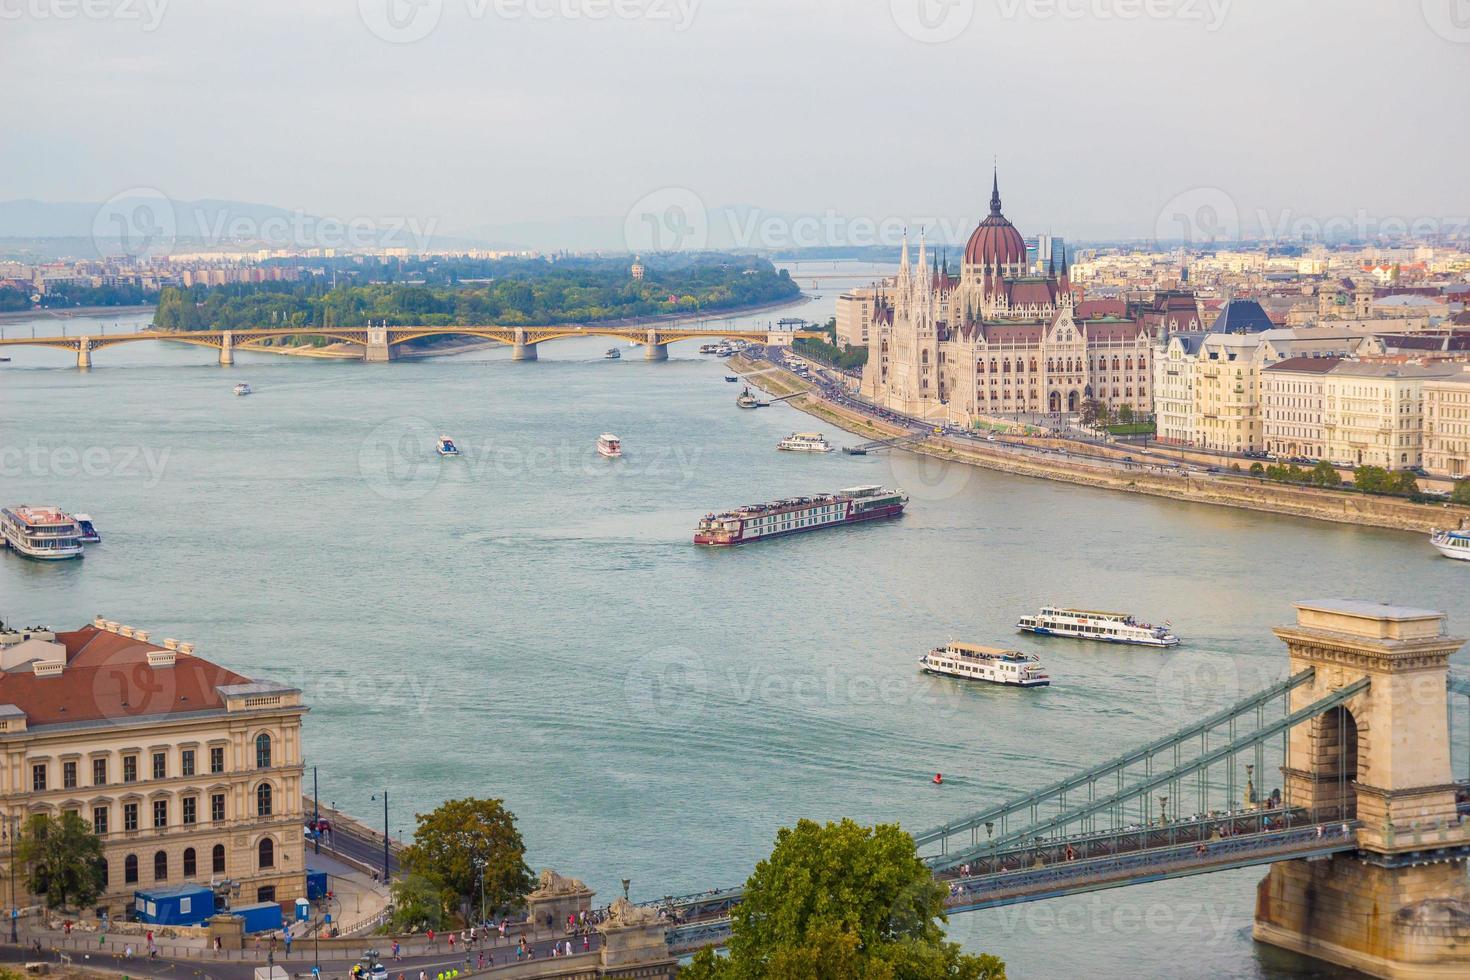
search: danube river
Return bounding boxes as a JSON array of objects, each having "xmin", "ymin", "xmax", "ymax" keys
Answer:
[{"xmin": 3, "ymin": 266, "xmax": 1467, "ymax": 979}]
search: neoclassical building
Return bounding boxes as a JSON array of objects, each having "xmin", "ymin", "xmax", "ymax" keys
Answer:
[
  {"xmin": 861, "ymin": 175, "xmax": 1154, "ymax": 422},
  {"xmin": 0, "ymin": 618, "xmax": 307, "ymax": 919}
]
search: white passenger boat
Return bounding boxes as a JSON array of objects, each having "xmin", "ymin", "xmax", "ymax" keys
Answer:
[
  {"xmin": 597, "ymin": 433, "xmax": 623, "ymax": 458},
  {"xmin": 1431, "ymin": 529, "xmax": 1470, "ymax": 562},
  {"xmin": 919, "ymin": 642, "xmax": 1050, "ymax": 687},
  {"xmin": 1017, "ymin": 606, "xmax": 1180, "ymax": 647},
  {"xmin": 233, "ymin": 382, "xmax": 252, "ymax": 396},
  {"xmin": 1, "ymin": 505, "xmax": 85, "ymax": 560},
  {"xmin": 604, "ymin": 348, "xmax": 621, "ymax": 360},
  {"xmin": 777, "ymin": 432, "xmax": 834, "ymax": 453},
  {"xmin": 436, "ymin": 435, "xmax": 460, "ymax": 457}
]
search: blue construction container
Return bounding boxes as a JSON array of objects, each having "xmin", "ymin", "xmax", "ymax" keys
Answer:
[
  {"xmin": 231, "ymin": 901, "xmax": 284, "ymax": 934},
  {"xmin": 305, "ymin": 870, "xmax": 328, "ymax": 901},
  {"xmin": 132, "ymin": 885, "xmax": 216, "ymax": 926}
]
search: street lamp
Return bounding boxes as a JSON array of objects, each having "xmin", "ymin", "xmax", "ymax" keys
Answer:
[
  {"xmin": 621, "ymin": 879, "xmax": 630, "ymax": 903},
  {"xmin": 370, "ymin": 792, "xmax": 390, "ymax": 883},
  {"xmin": 5, "ymin": 815, "xmax": 18, "ymax": 943}
]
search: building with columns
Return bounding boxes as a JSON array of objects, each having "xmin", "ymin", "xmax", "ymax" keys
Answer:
[
  {"xmin": 860, "ymin": 174, "xmax": 1154, "ymax": 423},
  {"xmin": 0, "ymin": 618, "xmax": 307, "ymax": 919},
  {"xmin": 1418, "ymin": 366, "xmax": 1470, "ymax": 478}
]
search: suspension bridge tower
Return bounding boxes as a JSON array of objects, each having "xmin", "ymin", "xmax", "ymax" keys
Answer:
[{"xmin": 1254, "ymin": 600, "xmax": 1470, "ymax": 978}]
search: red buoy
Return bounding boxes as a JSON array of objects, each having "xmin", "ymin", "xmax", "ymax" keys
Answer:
[{"xmin": 933, "ymin": 773, "xmax": 943, "ymax": 785}]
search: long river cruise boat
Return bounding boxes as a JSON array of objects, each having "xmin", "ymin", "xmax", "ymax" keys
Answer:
[
  {"xmin": 1, "ymin": 505, "xmax": 85, "ymax": 560},
  {"xmin": 919, "ymin": 642, "xmax": 1050, "ymax": 687},
  {"xmin": 1017, "ymin": 606, "xmax": 1180, "ymax": 647},
  {"xmin": 693, "ymin": 485, "xmax": 907, "ymax": 546}
]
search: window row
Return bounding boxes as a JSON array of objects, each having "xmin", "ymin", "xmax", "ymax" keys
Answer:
[
  {"xmin": 84, "ymin": 783, "xmax": 275, "ymax": 836},
  {"xmin": 29, "ymin": 735, "xmax": 273, "ymax": 792},
  {"xmin": 110, "ymin": 839, "xmax": 275, "ymax": 886}
]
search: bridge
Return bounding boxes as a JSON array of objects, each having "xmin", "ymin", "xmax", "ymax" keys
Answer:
[
  {"xmin": 0, "ymin": 322, "xmax": 824, "ymax": 368},
  {"xmin": 648, "ymin": 600, "xmax": 1470, "ymax": 977}
]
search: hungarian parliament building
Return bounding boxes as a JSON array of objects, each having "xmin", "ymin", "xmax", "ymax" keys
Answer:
[{"xmin": 860, "ymin": 176, "xmax": 1190, "ymax": 423}]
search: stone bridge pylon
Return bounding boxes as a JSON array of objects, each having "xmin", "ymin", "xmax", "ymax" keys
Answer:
[{"xmin": 1254, "ymin": 600, "xmax": 1470, "ymax": 978}]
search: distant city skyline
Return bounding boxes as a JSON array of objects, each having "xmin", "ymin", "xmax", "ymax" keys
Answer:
[{"xmin": 3, "ymin": 1, "xmax": 1470, "ymax": 248}]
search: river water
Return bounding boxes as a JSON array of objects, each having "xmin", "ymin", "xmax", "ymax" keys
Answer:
[{"xmin": 2, "ymin": 263, "xmax": 1467, "ymax": 979}]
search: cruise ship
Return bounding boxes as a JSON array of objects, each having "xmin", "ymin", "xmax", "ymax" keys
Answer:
[
  {"xmin": 1016, "ymin": 606, "xmax": 1180, "ymax": 647},
  {"xmin": 777, "ymin": 432, "xmax": 833, "ymax": 453},
  {"xmin": 1431, "ymin": 529, "xmax": 1470, "ymax": 563},
  {"xmin": 1, "ymin": 505, "xmax": 85, "ymax": 560},
  {"xmin": 919, "ymin": 642, "xmax": 1050, "ymax": 688},
  {"xmin": 693, "ymin": 485, "xmax": 907, "ymax": 545}
]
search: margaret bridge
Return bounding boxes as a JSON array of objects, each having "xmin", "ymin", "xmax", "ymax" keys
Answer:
[
  {"xmin": 637, "ymin": 600, "xmax": 1470, "ymax": 978},
  {"xmin": 0, "ymin": 322, "xmax": 824, "ymax": 367}
]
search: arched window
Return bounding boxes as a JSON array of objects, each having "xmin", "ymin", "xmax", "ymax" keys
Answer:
[
  {"xmin": 256, "ymin": 782, "xmax": 273, "ymax": 817},
  {"xmin": 1125, "ymin": 356, "xmax": 1134, "ymax": 371},
  {"xmin": 1029, "ymin": 360, "xmax": 1038, "ymax": 374},
  {"xmin": 124, "ymin": 854, "xmax": 138, "ymax": 884},
  {"xmin": 1112, "ymin": 357, "xmax": 1121, "ymax": 371},
  {"xmin": 258, "ymin": 838, "xmax": 275, "ymax": 870},
  {"xmin": 183, "ymin": 847, "xmax": 196, "ymax": 878},
  {"xmin": 154, "ymin": 850, "xmax": 168, "ymax": 881},
  {"xmin": 212, "ymin": 844, "xmax": 226, "ymax": 874},
  {"xmin": 255, "ymin": 733, "xmax": 272, "ymax": 769},
  {"xmin": 921, "ymin": 349, "xmax": 929, "ymax": 364}
]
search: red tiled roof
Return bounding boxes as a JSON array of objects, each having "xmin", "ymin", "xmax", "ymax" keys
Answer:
[
  {"xmin": 1076, "ymin": 299, "xmax": 1127, "ymax": 318},
  {"xmin": 1264, "ymin": 356, "xmax": 1343, "ymax": 374},
  {"xmin": 1006, "ymin": 281, "xmax": 1058, "ymax": 307},
  {"xmin": 0, "ymin": 626, "xmax": 250, "ymax": 728}
]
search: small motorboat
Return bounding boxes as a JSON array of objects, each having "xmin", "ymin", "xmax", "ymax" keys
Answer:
[
  {"xmin": 700, "ymin": 344, "xmax": 720, "ymax": 355},
  {"xmin": 233, "ymin": 382, "xmax": 252, "ymax": 396},
  {"xmin": 73, "ymin": 514, "xmax": 101, "ymax": 544},
  {"xmin": 605, "ymin": 348, "xmax": 621, "ymax": 360},
  {"xmin": 736, "ymin": 386, "xmax": 764, "ymax": 409},
  {"xmin": 597, "ymin": 433, "xmax": 623, "ymax": 458},
  {"xmin": 724, "ymin": 375, "xmax": 739, "ymax": 382},
  {"xmin": 436, "ymin": 435, "xmax": 460, "ymax": 457}
]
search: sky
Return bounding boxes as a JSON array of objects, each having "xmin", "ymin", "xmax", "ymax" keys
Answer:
[{"xmin": 3, "ymin": 0, "xmax": 1470, "ymax": 248}]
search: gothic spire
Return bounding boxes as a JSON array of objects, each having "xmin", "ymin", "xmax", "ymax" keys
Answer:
[{"xmin": 989, "ymin": 166, "xmax": 1002, "ymax": 217}]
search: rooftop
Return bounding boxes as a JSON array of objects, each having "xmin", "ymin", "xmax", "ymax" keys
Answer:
[{"xmin": 1264, "ymin": 356, "xmax": 1343, "ymax": 374}]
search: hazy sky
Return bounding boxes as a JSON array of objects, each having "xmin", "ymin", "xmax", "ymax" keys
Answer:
[{"xmin": 4, "ymin": 0, "xmax": 1470, "ymax": 245}]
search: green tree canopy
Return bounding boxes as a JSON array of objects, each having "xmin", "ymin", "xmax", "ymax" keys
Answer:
[
  {"xmin": 1452, "ymin": 479, "xmax": 1470, "ymax": 506},
  {"xmin": 683, "ymin": 818, "xmax": 1004, "ymax": 980},
  {"xmin": 1311, "ymin": 460, "xmax": 1342, "ymax": 487},
  {"xmin": 18, "ymin": 812, "xmax": 104, "ymax": 910},
  {"xmin": 388, "ymin": 873, "xmax": 445, "ymax": 933},
  {"xmin": 399, "ymin": 798, "xmax": 534, "ymax": 923}
]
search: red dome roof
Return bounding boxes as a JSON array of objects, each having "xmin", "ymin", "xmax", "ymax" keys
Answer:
[{"xmin": 964, "ymin": 172, "xmax": 1026, "ymax": 268}]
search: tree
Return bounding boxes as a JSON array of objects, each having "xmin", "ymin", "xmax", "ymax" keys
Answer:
[
  {"xmin": 17, "ymin": 813, "xmax": 104, "ymax": 910},
  {"xmin": 388, "ymin": 874, "xmax": 444, "ymax": 933},
  {"xmin": 1249, "ymin": 462, "xmax": 1266, "ymax": 477},
  {"xmin": 683, "ymin": 818, "xmax": 1005, "ymax": 980},
  {"xmin": 1392, "ymin": 471, "xmax": 1421, "ymax": 499},
  {"xmin": 1310, "ymin": 460, "xmax": 1342, "ymax": 487},
  {"xmin": 1453, "ymin": 479, "xmax": 1470, "ymax": 506},
  {"xmin": 1353, "ymin": 465, "xmax": 1393, "ymax": 495},
  {"xmin": 1116, "ymin": 405, "xmax": 1134, "ymax": 425},
  {"xmin": 399, "ymin": 798, "xmax": 534, "ymax": 923}
]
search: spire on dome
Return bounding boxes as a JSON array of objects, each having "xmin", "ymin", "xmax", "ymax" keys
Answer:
[{"xmin": 989, "ymin": 166, "xmax": 1002, "ymax": 217}]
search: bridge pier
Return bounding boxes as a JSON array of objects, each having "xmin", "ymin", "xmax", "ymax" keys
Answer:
[
  {"xmin": 76, "ymin": 338, "xmax": 91, "ymax": 369},
  {"xmin": 219, "ymin": 330, "xmax": 234, "ymax": 366},
  {"xmin": 1253, "ymin": 600, "xmax": 1470, "ymax": 978},
  {"xmin": 364, "ymin": 326, "xmax": 395, "ymax": 363},
  {"xmin": 512, "ymin": 328, "xmax": 538, "ymax": 361},
  {"xmin": 644, "ymin": 330, "xmax": 667, "ymax": 361}
]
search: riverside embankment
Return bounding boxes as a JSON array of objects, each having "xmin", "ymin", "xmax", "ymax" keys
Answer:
[{"xmin": 735, "ymin": 353, "xmax": 1470, "ymax": 535}]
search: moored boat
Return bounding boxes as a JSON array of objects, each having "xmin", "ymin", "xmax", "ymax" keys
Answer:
[
  {"xmin": 736, "ymin": 386, "xmax": 765, "ymax": 409},
  {"xmin": 233, "ymin": 382, "xmax": 252, "ymax": 396},
  {"xmin": 1, "ymin": 505, "xmax": 85, "ymax": 560},
  {"xmin": 72, "ymin": 514, "xmax": 101, "ymax": 544},
  {"xmin": 1431, "ymin": 528, "xmax": 1470, "ymax": 562},
  {"xmin": 919, "ymin": 642, "xmax": 1050, "ymax": 687},
  {"xmin": 777, "ymin": 432, "xmax": 833, "ymax": 453},
  {"xmin": 605, "ymin": 348, "xmax": 621, "ymax": 360},
  {"xmin": 694, "ymin": 485, "xmax": 907, "ymax": 546},
  {"xmin": 597, "ymin": 433, "xmax": 623, "ymax": 458},
  {"xmin": 1017, "ymin": 606, "xmax": 1179, "ymax": 647},
  {"xmin": 436, "ymin": 435, "xmax": 460, "ymax": 457},
  {"xmin": 725, "ymin": 375, "xmax": 739, "ymax": 382}
]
